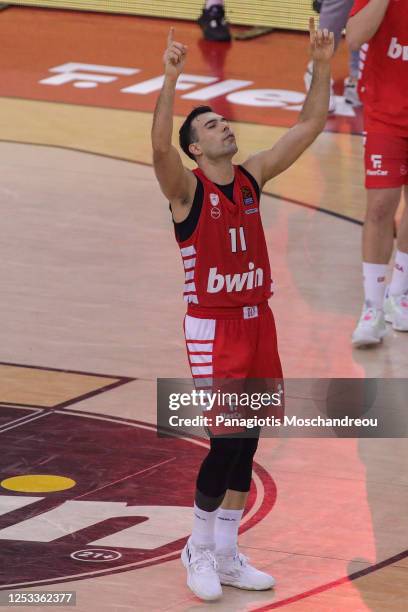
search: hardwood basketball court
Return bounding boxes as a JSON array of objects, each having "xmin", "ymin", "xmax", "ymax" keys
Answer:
[{"xmin": 0, "ymin": 6, "xmax": 407, "ymax": 611}]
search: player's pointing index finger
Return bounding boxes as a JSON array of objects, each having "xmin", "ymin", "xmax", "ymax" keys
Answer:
[
  {"xmin": 309, "ymin": 16, "xmax": 316, "ymax": 34},
  {"xmin": 309, "ymin": 16, "xmax": 316, "ymax": 43},
  {"xmin": 168, "ymin": 27, "xmax": 174, "ymax": 47}
]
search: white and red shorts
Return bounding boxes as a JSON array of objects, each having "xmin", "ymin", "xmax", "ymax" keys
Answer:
[
  {"xmin": 364, "ymin": 131, "xmax": 408, "ymax": 189},
  {"xmin": 183, "ymin": 302, "xmax": 283, "ymax": 435}
]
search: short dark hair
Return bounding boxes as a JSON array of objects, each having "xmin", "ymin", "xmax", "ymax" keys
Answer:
[{"xmin": 179, "ymin": 106, "xmax": 213, "ymax": 160}]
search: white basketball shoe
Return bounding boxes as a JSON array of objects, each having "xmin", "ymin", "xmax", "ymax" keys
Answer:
[
  {"xmin": 352, "ymin": 304, "xmax": 387, "ymax": 348},
  {"xmin": 216, "ymin": 548, "xmax": 275, "ymax": 590},
  {"xmin": 304, "ymin": 61, "xmax": 336, "ymax": 113},
  {"xmin": 181, "ymin": 537, "xmax": 222, "ymax": 601},
  {"xmin": 383, "ymin": 290, "xmax": 408, "ymax": 331},
  {"xmin": 344, "ymin": 77, "xmax": 362, "ymax": 106}
]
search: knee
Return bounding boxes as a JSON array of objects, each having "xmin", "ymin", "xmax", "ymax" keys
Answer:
[
  {"xmin": 207, "ymin": 438, "xmax": 243, "ymax": 471},
  {"xmin": 196, "ymin": 439, "xmax": 243, "ymax": 499},
  {"xmin": 366, "ymin": 193, "xmax": 398, "ymax": 225},
  {"xmin": 227, "ymin": 438, "xmax": 259, "ymax": 492}
]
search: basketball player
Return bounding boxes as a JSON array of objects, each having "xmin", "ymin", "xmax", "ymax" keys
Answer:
[
  {"xmin": 305, "ymin": 0, "xmax": 361, "ymax": 112},
  {"xmin": 151, "ymin": 20, "xmax": 334, "ymax": 601},
  {"xmin": 347, "ymin": 1, "xmax": 408, "ymax": 347}
]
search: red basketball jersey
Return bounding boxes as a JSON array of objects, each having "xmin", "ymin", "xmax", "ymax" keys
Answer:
[
  {"xmin": 176, "ymin": 165, "xmax": 273, "ymax": 309},
  {"xmin": 350, "ymin": 0, "xmax": 408, "ymax": 135}
]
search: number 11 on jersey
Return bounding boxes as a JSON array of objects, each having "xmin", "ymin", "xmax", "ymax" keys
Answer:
[{"xmin": 229, "ymin": 227, "xmax": 247, "ymax": 253}]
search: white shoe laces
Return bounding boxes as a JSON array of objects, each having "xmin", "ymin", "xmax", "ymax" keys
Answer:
[
  {"xmin": 220, "ymin": 550, "xmax": 249, "ymax": 569},
  {"xmin": 236, "ymin": 552, "xmax": 249, "ymax": 567},
  {"xmin": 193, "ymin": 549, "xmax": 218, "ymax": 573}
]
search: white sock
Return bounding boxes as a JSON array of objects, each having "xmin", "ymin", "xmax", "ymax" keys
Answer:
[
  {"xmin": 191, "ymin": 503, "xmax": 218, "ymax": 549},
  {"xmin": 363, "ymin": 262, "xmax": 388, "ymax": 308},
  {"xmin": 389, "ymin": 250, "xmax": 408, "ymax": 296},
  {"xmin": 215, "ymin": 507, "xmax": 244, "ymax": 554},
  {"xmin": 206, "ymin": 0, "xmax": 224, "ymax": 9}
]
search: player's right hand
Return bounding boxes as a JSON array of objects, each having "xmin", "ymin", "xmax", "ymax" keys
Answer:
[{"xmin": 163, "ymin": 28, "xmax": 187, "ymax": 80}]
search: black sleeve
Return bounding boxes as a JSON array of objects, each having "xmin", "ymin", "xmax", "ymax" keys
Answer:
[
  {"xmin": 172, "ymin": 176, "xmax": 204, "ymax": 243},
  {"xmin": 238, "ymin": 165, "xmax": 260, "ymax": 202}
]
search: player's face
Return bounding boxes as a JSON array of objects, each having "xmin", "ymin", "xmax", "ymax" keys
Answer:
[{"xmin": 190, "ymin": 112, "xmax": 237, "ymax": 161}]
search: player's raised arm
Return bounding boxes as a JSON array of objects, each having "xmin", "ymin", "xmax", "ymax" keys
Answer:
[
  {"xmin": 346, "ymin": 0, "xmax": 390, "ymax": 50},
  {"xmin": 151, "ymin": 28, "xmax": 196, "ymax": 219},
  {"xmin": 242, "ymin": 18, "xmax": 334, "ymax": 189}
]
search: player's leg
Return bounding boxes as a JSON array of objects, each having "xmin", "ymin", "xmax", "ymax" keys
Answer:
[
  {"xmin": 193, "ymin": 315, "xmax": 254, "ymax": 548},
  {"xmin": 317, "ymin": 0, "xmax": 361, "ymax": 107},
  {"xmin": 181, "ymin": 314, "xmax": 223, "ymax": 601},
  {"xmin": 213, "ymin": 308, "xmax": 281, "ymax": 590},
  {"xmin": 384, "ymin": 183, "xmax": 408, "ymax": 330},
  {"xmin": 198, "ymin": 0, "xmax": 231, "ymax": 42},
  {"xmin": 305, "ymin": 0, "xmax": 355, "ymax": 113},
  {"xmin": 344, "ymin": 48, "xmax": 362, "ymax": 106},
  {"xmin": 214, "ymin": 434, "xmax": 275, "ymax": 590},
  {"xmin": 181, "ymin": 314, "xmax": 252, "ymax": 600},
  {"xmin": 363, "ymin": 188, "xmax": 400, "ymax": 263},
  {"xmin": 215, "ymin": 438, "xmax": 257, "ymax": 556},
  {"xmin": 353, "ymin": 132, "xmax": 406, "ymax": 346},
  {"xmin": 319, "ymin": 0, "xmax": 355, "ymax": 46},
  {"xmin": 352, "ymin": 187, "xmax": 400, "ymax": 346}
]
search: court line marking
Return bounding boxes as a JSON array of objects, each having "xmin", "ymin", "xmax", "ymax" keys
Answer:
[
  {"xmin": 0, "ymin": 361, "xmax": 135, "ymax": 415},
  {"xmin": 0, "ymin": 359, "xmax": 133, "ymax": 380},
  {"xmin": 0, "ymin": 404, "xmax": 39, "ymax": 411},
  {"xmin": 0, "ymin": 407, "xmax": 43, "ymax": 433},
  {"xmin": 73, "ymin": 457, "xmax": 177, "ymax": 501},
  {"xmin": 0, "ymin": 139, "xmax": 363, "ymax": 226},
  {"xmin": 268, "ymin": 191, "xmax": 362, "ymax": 226},
  {"xmin": 0, "ymin": 138, "xmax": 396, "ymax": 601},
  {"xmin": 55, "ymin": 377, "xmax": 135, "ymax": 410},
  {"xmin": 0, "ymin": 401, "xmax": 49, "ymax": 409},
  {"xmin": 0, "ymin": 98, "xmax": 364, "ymax": 137},
  {"xmin": 57, "ymin": 411, "xmax": 408, "ymax": 608},
  {"xmin": 0, "ymin": 417, "xmax": 271, "ymax": 590},
  {"xmin": 0, "ymin": 389, "xmax": 132, "ymax": 433},
  {"xmin": 252, "ymin": 548, "xmax": 408, "ymax": 611},
  {"xmin": 0, "ymin": 408, "xmax": 51, "ymax": 434}
]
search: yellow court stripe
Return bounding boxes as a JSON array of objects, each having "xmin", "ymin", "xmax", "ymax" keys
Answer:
[{"xmin": 1, "ymin": 474, "xmax": 76, "ymax": 493}]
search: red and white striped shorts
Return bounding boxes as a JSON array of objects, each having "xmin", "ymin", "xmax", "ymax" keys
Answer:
[{"xmin": 183, "ymin": 302, "xmax": 283, "ymax": 434}]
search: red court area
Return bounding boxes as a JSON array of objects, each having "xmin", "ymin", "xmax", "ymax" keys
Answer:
[{"xmin": 0, "ymin": 6, "xmax": 362, "ymax": 133}]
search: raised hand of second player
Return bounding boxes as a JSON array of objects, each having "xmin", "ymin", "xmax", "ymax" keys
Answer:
[
  {"xmin": 309, "ymin": 17, "xmax": 335, "ymax": 62},
  {"xmin": 163, "ymin": 28, "xmax": 188, "ymax": 80}
]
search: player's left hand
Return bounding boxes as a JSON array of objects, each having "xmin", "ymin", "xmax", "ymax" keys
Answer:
[{"xmin": 309, "ymin": 17, "xmax": 335, "ymax": 62}]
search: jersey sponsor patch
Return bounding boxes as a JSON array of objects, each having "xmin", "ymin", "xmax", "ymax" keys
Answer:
[
  {"xmin": 207, "ymin": 263, "xmax": 264, "ymax": 294},
  {"xmin": 241, "ymin": 186, "xmax": 254, "ymax": 205}
]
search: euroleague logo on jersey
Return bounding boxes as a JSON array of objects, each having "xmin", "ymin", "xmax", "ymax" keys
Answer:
[
  {"xmin": 210, "ymin": 193, "xmax": 221, "ymax": 219},
  {"xmin": 0, "ymin": 406, "xmax": 274, "ymax": 590},
  {"xmin": 241, "ymin": 186, "xmax": 254, "ymax": 206}
]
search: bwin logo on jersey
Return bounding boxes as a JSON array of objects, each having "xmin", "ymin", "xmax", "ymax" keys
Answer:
[
  {"xmin": 387, "ymin": 37, "xmax": 408, "ymax": 61},
  {"xmin": 207, "ymin": 262, "xmax": 264, "ymax": 293}
]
